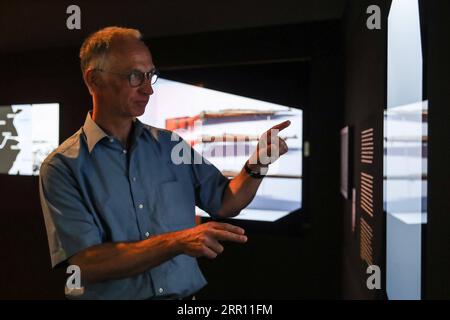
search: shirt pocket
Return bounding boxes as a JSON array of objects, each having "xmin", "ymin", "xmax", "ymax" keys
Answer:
[{"xmin": 156, "ymin": 180, "xmax": 196, "ymax": 231}]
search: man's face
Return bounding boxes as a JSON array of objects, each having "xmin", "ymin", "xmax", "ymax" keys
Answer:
[{"xmin": 95, "ymin": 38, "xmax": 154, "ymax": 118}]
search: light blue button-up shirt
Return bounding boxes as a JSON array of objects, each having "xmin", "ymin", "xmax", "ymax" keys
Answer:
[{"xmin": 39, "ymin": 112, "xmax": 229, "ymax": 299}]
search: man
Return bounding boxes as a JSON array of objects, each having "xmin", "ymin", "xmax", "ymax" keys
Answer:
[{"xmin": 39, "ymin": 26, "xmax": 290, "ymax": 299}]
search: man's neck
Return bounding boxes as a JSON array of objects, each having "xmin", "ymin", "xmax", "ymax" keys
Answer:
[{"xmin": 92, "ymin": 108, "xmax": 134, "ymax": 149}]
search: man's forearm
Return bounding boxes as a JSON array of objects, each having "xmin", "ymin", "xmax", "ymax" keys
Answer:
[
  {"xmin": 216, "ymin": 163, "xmax": 264, "ymax": 218},
  {"xmin": 69, "ymin": 230, "xmax": 184, "ymax": 285}
]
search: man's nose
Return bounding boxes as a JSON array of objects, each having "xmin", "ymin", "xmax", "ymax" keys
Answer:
[{"xmin": 139, "ymin": 80, "xmax": 153, "ymax": 96}]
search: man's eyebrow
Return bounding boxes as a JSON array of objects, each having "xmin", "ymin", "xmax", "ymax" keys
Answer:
[{"xmin": 131, "ymin": 67, "xmax": 156, "ymax": 73}]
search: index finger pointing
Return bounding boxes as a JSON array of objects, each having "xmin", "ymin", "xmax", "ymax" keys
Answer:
[{"xmin": 268, "ymin": 120, "xmax": 291, "ymax": 133}]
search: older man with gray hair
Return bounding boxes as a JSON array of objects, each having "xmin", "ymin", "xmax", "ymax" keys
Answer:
[{"xmin": 39, "ymin": 26, "xmax": 290, "ymax": 299}]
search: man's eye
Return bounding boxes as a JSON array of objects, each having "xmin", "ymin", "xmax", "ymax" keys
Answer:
[{"xmin": 131, "ymin": 71, "xmax": 143, "ymax": 78}]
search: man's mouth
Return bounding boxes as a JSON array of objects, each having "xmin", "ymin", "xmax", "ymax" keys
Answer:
[{"xmin": 135, "ymin": 100, "xmax": 149, "ymax": 106}]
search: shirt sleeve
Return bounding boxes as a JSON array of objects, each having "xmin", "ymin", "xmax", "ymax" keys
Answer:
[
  {"xmin": 189, "ymin": 146, "xmax": 230, "ymax": 218},
  {"xmin": 39, "ymin": 160, "xmax": 102, "ymax": 268}
]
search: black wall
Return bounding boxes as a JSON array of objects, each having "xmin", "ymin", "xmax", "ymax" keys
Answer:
[
  {"xmin": 0, "ymin": 48, "xmax": 89, "ymax": 299},
  {"xmin": 341, "ymin": 0, "xmax": 390, "ymax": 299},
  {"xmin": 342, "ymin": 0, "xmax": 450, "ymax": 300},
  {"xmin": 0, "ymin": 21, "xmax": 344, "ymax": 299},
  {"xmin": 425, "ymin": 0, "xmax": 450, "ymax": 299}
]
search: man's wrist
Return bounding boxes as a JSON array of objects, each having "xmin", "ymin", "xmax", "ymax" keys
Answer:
[{"xmin": 244, "ymin": 161, "xmax": 268, "ymax": 179}]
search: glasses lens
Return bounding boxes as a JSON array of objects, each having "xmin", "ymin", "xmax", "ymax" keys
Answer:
[{"xmin": 129, "ymin": 71, "xmax": 144, "ymax": 87}]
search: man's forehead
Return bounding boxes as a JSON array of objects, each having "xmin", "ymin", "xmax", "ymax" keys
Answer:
[
  {"xmin": 108, "ymin": 38, "xmax": 154, "ymax": 70},
  {"xmin": 121, "ymin": 53, "xmax": 154, "ymax": 70}
]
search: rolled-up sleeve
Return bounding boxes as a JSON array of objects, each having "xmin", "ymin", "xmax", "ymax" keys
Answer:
[{"xmin": 39, "ymin": 161, "xmax": 102, "ymax": 268}]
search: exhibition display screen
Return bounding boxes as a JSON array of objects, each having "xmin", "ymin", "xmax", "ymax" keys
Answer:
[
  {"xmin": 139, "ymin": 78, "xmax": 303, "ymax": 222},
  {"xmin": 0, "ymin": 103, "xmax": 59, "ymax": 176}
]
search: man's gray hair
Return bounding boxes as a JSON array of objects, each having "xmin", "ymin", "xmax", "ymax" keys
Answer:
[{"xmin": 79, "ymin": 26, "xmax": 142, "ymax": 73}]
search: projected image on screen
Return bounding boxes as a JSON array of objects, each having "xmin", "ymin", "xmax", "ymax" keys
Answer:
[
  {"xmin": 139, "ymin": 79, "xmax": 302, "ymax": 222},
  {"xmin": 0, "ymin": 103, "xmax": 59, "ymax": 176}
]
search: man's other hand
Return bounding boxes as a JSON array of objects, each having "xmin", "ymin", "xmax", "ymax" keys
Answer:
[{"xmin": 178, "ymin": 222, "xmax": 247, "ymax": 259}]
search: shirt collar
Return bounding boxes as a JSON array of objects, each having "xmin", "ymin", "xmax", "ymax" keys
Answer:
[
  {"xmin": 83, "ymin": 112, "xmax": 108, "ymax": 153},
  {"xmin": 82, "ymin": 111, "xmax": 146, "ymax": 153}
]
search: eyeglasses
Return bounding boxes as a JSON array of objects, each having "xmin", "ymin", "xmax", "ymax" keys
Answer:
[{"xmin": 94, "ymin": 68, "xmax": 159, "ymax": 87}]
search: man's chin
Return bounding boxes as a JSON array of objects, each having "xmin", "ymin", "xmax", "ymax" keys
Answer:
[
  {"xmin": 132, "ymin": 110, "xmax": 145, "ymax": 118},
  {"xmin": 132, "ymin": 103, "xmax": 148, "ymax": 117}
]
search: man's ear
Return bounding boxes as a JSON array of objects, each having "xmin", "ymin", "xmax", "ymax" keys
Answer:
[{"xmin": 84, "ymin": 69, "xmax": 101, "ymax": 94}]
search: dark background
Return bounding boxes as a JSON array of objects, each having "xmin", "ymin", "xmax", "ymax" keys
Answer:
[
  {"xmin": 0, "ymin": 0, "xmax": 449, "ymax": 299},
  {"xmin": 341, "ymin": 0, "xmax": 389, "ymax": 300}
]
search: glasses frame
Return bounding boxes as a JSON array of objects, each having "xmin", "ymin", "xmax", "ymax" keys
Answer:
[{"xmin": 94, "ymin": 68, "xmax": 159, "ymax": 87}]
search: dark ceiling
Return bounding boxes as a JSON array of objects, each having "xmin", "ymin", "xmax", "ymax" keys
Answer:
[{"xmin": 0, "ymin": 0, "xmax": 346, "ymax": 53}]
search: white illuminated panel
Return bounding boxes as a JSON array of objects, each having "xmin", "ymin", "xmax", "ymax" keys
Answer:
[
  {"xmin": 386, "ymin": 0, "xmax": 425, "ymax": 300},
  {"xmin": 0, "ymin": 103, "xmax": 59, "ymax": 175}
]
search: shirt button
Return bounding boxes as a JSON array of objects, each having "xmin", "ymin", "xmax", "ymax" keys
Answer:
[
  {"xmin": 109, "ymin": 138, "xmax": 114, "ymax": 143},
  {"xmin": 138, "ymin": 204, "xmax": 144, "ymax": 209},
  {"xmin": 132, "ymin": 177, "xmax": 136, "ymax": 182},
  {"xmin": 158, "ymin": 288, "xmax": 164, "ymax": 294},
  {"xmin": 122, "ymin": 149, "xmax": 127, "ymax": 154},
  {"xmin": 145, "ymin": 232, "xmax": 150, "ymax": 238}
]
